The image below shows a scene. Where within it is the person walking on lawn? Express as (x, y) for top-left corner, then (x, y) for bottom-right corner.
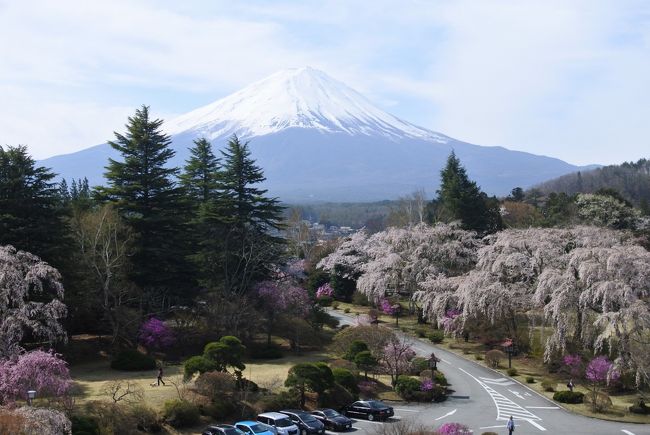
(157, 366), (165, 386)
(507, 416), (515, 434)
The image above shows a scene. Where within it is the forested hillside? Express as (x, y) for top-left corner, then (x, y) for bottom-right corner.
(534, 158), (650, 208)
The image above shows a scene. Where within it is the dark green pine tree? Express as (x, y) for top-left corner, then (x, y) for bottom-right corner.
(208, 135), (284, 292)
(0, 145), (70, 265)
(436, 151), (502, 234)
(180, 138), (220, 205)
(99, 105), (191, 297)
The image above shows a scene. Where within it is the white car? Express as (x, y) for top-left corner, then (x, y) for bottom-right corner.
(257, 412), (299, 435)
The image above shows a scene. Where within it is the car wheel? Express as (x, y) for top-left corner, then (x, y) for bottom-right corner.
(367, 413), (374, 421)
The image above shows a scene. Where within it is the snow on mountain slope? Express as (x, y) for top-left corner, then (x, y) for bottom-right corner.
(164, 67), (447, 142)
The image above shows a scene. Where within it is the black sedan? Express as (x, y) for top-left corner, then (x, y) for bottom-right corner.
(280, 410), (325, 435)
(311, 408), (353, 431)
(343, 400), (394, 421)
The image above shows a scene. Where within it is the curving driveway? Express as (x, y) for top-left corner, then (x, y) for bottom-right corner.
(328, 310), (649, 435)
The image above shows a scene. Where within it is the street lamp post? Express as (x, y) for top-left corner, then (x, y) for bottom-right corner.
(27, 390), (36, 406)
(504, 339), (514, 369)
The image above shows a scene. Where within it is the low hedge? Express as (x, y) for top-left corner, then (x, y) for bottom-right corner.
(553, 390), (584, 404)
(110, 349), (156, 371)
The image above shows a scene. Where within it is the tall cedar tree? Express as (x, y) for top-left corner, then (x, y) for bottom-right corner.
(99, 105), (191, 298)
(211, 135), (285, 293)
(180, 138), (221, 205)
(436, 151), (502, 234)
(0, 145), (69, 266)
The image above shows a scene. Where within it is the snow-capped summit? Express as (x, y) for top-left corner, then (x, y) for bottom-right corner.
(165, 67), (446, 142)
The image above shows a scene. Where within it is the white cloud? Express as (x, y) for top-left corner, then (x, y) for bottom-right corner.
(1, 0), (648, 164)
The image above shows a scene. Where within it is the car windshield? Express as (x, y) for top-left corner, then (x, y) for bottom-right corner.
(368, 401), (386, 409)
(300, 415), (319, 424)
(275, 418), (294, 428)
(248, 424), (268, 433)
(323, 409), (340, 417)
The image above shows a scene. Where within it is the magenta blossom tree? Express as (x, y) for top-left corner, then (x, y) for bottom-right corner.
(441, 309), (462, 335)
(562, 354), (583, 378)
(138, 317), (175, 352)
(585, 356), (620, 412)
(380, 298), (395, 315)
(0, 350), (72, 405)
(316, 283), (334, 299)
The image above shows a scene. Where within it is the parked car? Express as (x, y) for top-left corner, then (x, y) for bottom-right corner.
(279, 410), (325, 435)
(310, 408), (353, 431)
(235, 420), (277, 435)
(343, 400), (394, 421)
(257, 412), (300, 435)
(202, 424), (246, 435)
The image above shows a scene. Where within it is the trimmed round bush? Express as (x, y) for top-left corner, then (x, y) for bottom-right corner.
(507, 368), (518, 376)
(427, 330), (445, 344)
(394, 375), (422, 401)
(485, 350), (506, 368)
(343, 307), (351, 313)
(410, 357), (429, 375)
(110, 349), (156, 371)
(526, 376), (535, 384)
(183, 355), (217, 380)
(553, 390), (584, 404)
(320, 383), (355, 409)
(163, 399), (200, 428)
(332, 367), (359, 395)
(474, 354), (483, 361)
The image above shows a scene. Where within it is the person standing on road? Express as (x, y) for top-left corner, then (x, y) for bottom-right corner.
(567, 378), (575, 392)
(507, 416), (515, 434)
(157, 366), (165, 386)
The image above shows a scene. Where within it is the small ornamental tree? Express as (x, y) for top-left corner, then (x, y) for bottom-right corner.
(382, 337), (416, 386)
(562, 354), (583, 378)
(138, 318), (175, 352)
(354, 351), (378, 380)
(203, 336), (246, 376)
(345, 340), (369, 361)
(585, 356), (619, 412)
(257, 281), (311, 346)
(0, 350), (72, 404)
(285, 362), (334, 407)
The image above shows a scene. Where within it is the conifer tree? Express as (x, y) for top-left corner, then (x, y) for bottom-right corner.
(436, 151), (502, 234)
(99, 105), (190, 296)
(180, 138), (220, 205)
(0, 145), (69, 265)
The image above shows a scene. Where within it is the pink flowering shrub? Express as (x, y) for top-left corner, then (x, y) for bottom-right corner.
(437, 422), (471, 435)
(138, 317), (175, 351)
(316, 283), (334, 299)
(420, 379), (434, 391)
(440, 309), (462, 334)
(0, 350), (72, 404)
(379, 298), (395, 315)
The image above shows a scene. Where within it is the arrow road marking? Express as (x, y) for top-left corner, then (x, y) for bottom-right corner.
(528, 420), (546, 431)
(509, 389), (526, 400)
(434, 409), (457, 421)
(479, 425), (506, 429)
(621, 430), (636, 435)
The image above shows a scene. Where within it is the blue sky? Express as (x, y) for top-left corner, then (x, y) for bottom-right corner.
(1, 0), (648, 165)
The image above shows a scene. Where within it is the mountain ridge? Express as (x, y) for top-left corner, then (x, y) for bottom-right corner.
(40, 67), (598, 202)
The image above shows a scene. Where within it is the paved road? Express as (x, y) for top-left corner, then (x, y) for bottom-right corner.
(328, 310), (650, 435)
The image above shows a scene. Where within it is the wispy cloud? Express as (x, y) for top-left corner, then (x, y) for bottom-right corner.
(1, 0), (648, 164)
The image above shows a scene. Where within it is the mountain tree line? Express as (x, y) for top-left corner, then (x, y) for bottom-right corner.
(1, 105), (284, 344)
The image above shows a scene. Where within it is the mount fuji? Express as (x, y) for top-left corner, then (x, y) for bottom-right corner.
(40, 67), (595, 202)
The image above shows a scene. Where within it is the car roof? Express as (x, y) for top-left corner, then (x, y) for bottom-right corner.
(235, 421), (258, 426)
(259, 412), (292, 419)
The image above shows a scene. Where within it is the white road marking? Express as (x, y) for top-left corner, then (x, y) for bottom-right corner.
(526, 406), (560, 410)
(528, 420), (547, 431)
(621, 430), (635, 435)
(479, 376), (516, 386)
(393, 408), (418, 412)
(524, 392), (532, 397)
(434, 409), (457, 421)
(479, 425), (506, 429)
(509, 389), (526, 400)
(459, 367), (546, 431)
(440, 358), (451, 364)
